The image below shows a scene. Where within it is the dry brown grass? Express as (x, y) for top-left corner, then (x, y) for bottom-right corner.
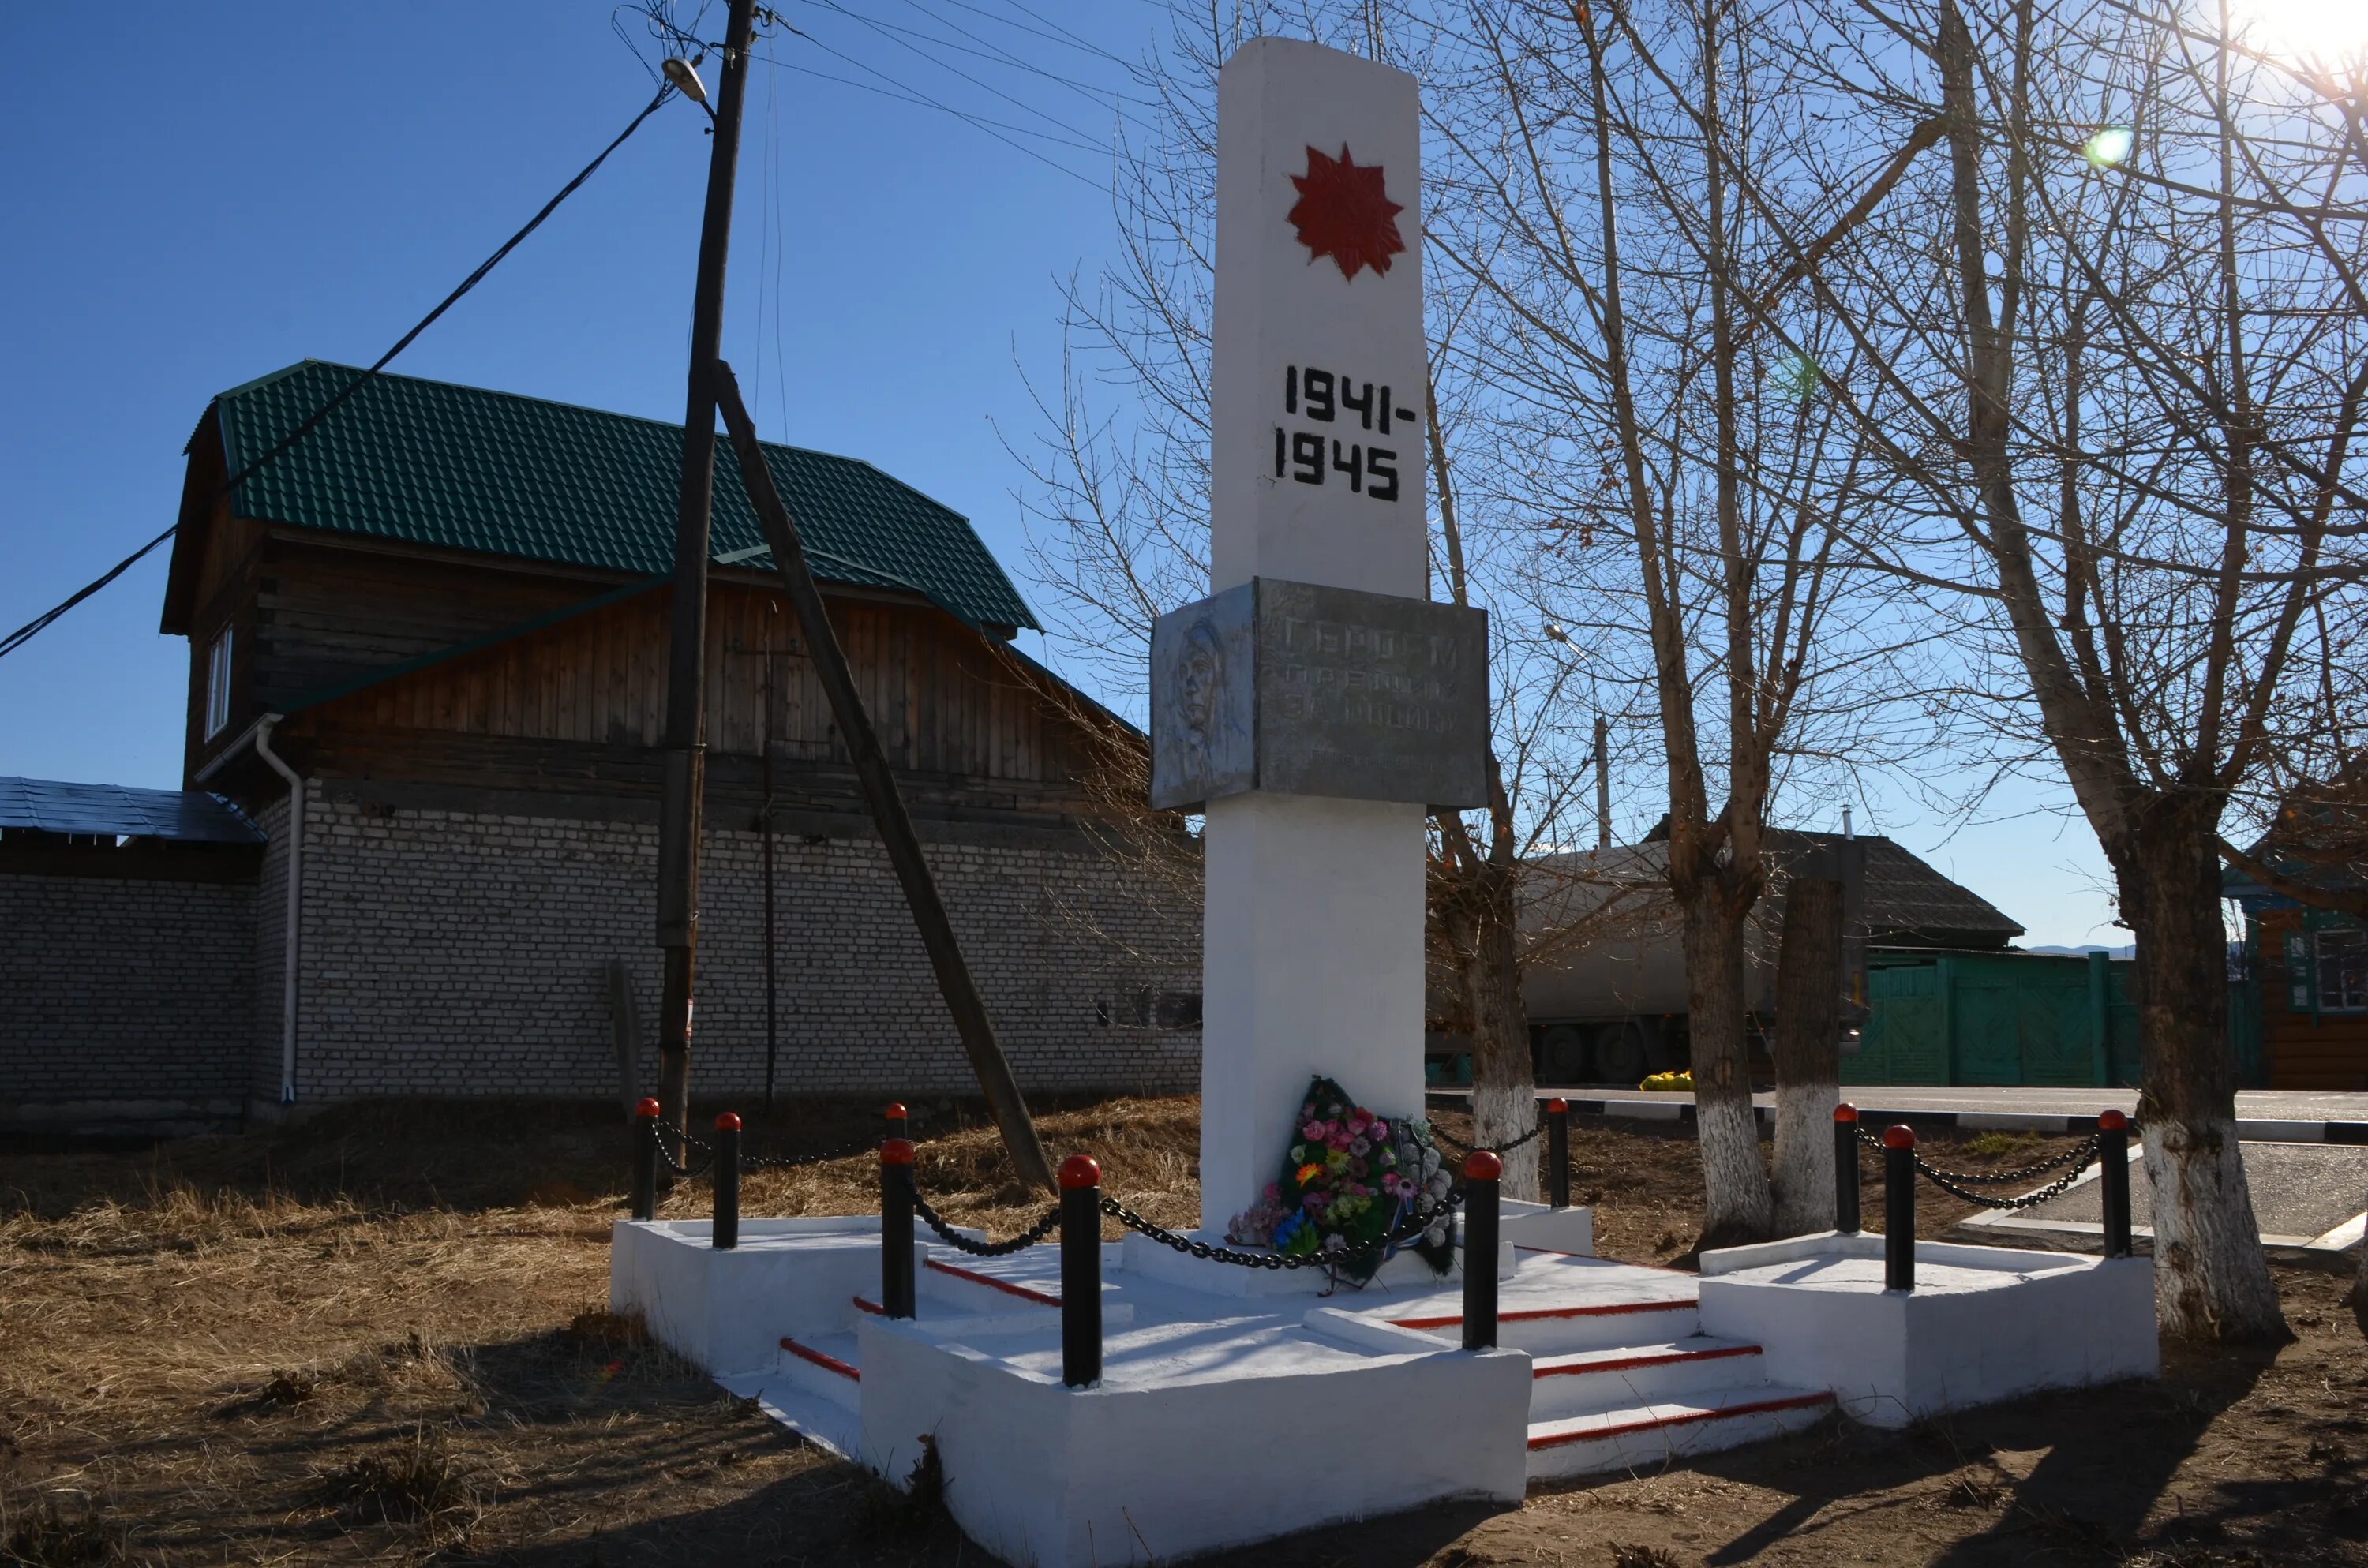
(3, 1095), (2361, 1568)
(0, 1095), (1204, 1566)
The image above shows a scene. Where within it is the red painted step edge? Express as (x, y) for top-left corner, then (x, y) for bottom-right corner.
(1390, 1297), (1694, 1331)
(780, 1334), (860, 1383)
(852, 1295), (882, 1316)
(1527, 1390), (1834, 1450)
(924, 1256), (1060, 1307)
(1534, 1342), (1759, 1379)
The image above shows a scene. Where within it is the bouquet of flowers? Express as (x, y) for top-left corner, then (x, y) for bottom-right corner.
(1225, 1075), (1455, 1281)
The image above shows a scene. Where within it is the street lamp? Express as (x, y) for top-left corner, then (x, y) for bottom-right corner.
(662, 56), (709, 104)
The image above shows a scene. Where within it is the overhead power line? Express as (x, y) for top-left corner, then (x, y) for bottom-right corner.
(0, 83), (677, 665)
(750, 46), (1111, 192)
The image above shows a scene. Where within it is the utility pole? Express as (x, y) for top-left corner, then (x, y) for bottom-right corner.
(1594, 713), (1612, 850)
(714, 361), (1057, 1193)
(655, 0), (759, 1139)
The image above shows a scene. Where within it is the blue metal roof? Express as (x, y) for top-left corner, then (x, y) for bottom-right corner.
(0, 777), (265, 844)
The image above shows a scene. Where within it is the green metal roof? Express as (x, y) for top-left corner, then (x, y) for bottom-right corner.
(208, 361), (1038, 632)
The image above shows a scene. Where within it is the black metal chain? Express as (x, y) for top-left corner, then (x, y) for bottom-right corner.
(910, 1191), (1062, 1256)
(646, 1119), (879, 1177)
(741, 1133), (880, 1172)
(1853, 1128), (2101, 1185)
(1857, 1128), (2104, 1211)
(1098, 1188), (1464, 1270)
(1431, 1119), (1542, 1157)
(646, 1119), (716, 1180)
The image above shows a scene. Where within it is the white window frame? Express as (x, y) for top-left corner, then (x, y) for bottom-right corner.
(2316, 927), (2366, 1014)
(204, 626), (234, 739)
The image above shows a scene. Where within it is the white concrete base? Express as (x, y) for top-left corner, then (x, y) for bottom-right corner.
(860, 1310), (1530, 1568)
(1501, 1199), (1594, 1257)
(610, 1218), (925, 1377)
(1697, 1232), (2158, 1428)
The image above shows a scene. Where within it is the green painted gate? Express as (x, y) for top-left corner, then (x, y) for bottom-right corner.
(1851, 949), (2140, 1087)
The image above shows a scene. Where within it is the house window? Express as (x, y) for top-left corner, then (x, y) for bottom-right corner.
(2317, 928), (2366, 1013)
(204, 627), (234, 739)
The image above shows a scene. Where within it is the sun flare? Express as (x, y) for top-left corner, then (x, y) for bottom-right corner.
(2229, 0), (2368, 63)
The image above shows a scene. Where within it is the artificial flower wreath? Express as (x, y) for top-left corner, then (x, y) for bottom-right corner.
(1224, 1075), (1456, 1281)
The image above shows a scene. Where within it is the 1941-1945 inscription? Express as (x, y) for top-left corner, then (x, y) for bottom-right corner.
(1149, 577), (1487, 812)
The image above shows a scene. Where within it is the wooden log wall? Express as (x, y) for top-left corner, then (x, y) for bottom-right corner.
(313, 579), (1082, 784)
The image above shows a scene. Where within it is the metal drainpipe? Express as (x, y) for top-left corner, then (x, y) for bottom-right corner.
(253, 714), (303, 1106)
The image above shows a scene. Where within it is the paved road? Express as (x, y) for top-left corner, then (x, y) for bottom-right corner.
(1459, 1085), (2368, 1122)
(2031, 1143), (2368, 1241)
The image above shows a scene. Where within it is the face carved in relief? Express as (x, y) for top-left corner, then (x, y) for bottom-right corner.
(1176, 619), (1223, 764)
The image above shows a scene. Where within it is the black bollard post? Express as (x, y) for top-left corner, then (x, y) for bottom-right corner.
(712, 1112), (741, 1250)
(631, 1096), (661, 1222)
(885, 1101), (909, 1145)
(881, 1137), (916, 1318)
(1546, 1098), (1571, 1211)
(1058, 1154), (1103, 1388)
(1883, 1125), (1916, 1291)
(1834, 1103), (1861, 1233)
(2097, 1108), (2132, 1259)
(1462, 1151), (1501, 1350)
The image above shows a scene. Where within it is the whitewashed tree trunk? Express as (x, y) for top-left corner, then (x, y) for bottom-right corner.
(1772, 878), (1843, 1236)
(1471, 1075), (1540, 1201)
(1681, 889), (1773, 1248)
(2125, 835), (2287, 1342)
(2354, 1187), (2366, 1341)
(1441, 818), (1540, 1202)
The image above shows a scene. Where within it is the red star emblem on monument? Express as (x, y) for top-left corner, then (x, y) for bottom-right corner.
(1287, 144), (1406, 281)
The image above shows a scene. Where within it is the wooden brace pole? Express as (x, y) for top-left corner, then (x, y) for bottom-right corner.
(712, 360), (1057, 1195)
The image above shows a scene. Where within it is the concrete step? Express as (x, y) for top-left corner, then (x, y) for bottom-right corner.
(774, 1328), (862, 1413)
(718, 1368), (863, 1461)
(1387, 1294), (1700, 1356)
(1525, 1385), (1835, 1480)
(917, 1252), (1067, 1315)
(1527, 1337), (1766, 1422)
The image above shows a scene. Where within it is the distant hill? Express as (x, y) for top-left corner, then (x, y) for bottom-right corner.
(2025, 943), (2136, 959)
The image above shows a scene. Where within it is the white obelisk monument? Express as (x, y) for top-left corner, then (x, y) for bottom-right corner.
(1193, 39), (1435, 1234)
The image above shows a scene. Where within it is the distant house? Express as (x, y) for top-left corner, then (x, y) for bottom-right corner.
(1482, 832), (2044, 1086)
(2223, 770), (2368, 1090)
(2, 362), (1198, 1135)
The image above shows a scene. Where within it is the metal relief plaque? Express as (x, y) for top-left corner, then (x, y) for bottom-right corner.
(1150, 577), (1488, 811)
(1150, 583), (1257, 811)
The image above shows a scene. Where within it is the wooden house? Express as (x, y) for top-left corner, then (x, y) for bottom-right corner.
(130, 361), (1199, 1117)
(2224, 772), (2368, 1091)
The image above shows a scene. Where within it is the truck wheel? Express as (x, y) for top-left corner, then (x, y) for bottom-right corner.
(1594, 1023), (1648, 1087)
(1538, 1024), (1590, 1084)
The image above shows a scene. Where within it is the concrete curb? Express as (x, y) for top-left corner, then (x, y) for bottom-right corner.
(1422, 1091), (2368, 1147)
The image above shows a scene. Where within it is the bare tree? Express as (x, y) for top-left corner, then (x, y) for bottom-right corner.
(1770, 872), (1844, 1233)
(1407, 0), (1941, 1247)
(1758, 0), (2368, 1338)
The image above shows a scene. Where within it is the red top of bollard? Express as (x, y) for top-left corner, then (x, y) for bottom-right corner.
(882, 1137), (916, 1166)
(1882, 1124), (1916, 1150)
(1464, 1150), (1503, 1181)
(635, 1097), (661, 1119)
(885, 1102), (908, 1120)
(1058, 1154), (1102, 1190)
(1546, 1098), (1568, 1114)
(714, 1112), (742, 1132)
(1834, 1103), (1858, 1123)
(2097, 1108), (2128, 1132)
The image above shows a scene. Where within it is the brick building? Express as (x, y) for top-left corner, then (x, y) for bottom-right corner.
(2, 363), (1201, 1134)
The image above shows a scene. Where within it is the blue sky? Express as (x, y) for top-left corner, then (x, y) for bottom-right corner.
(0, 1), (2127, 947)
